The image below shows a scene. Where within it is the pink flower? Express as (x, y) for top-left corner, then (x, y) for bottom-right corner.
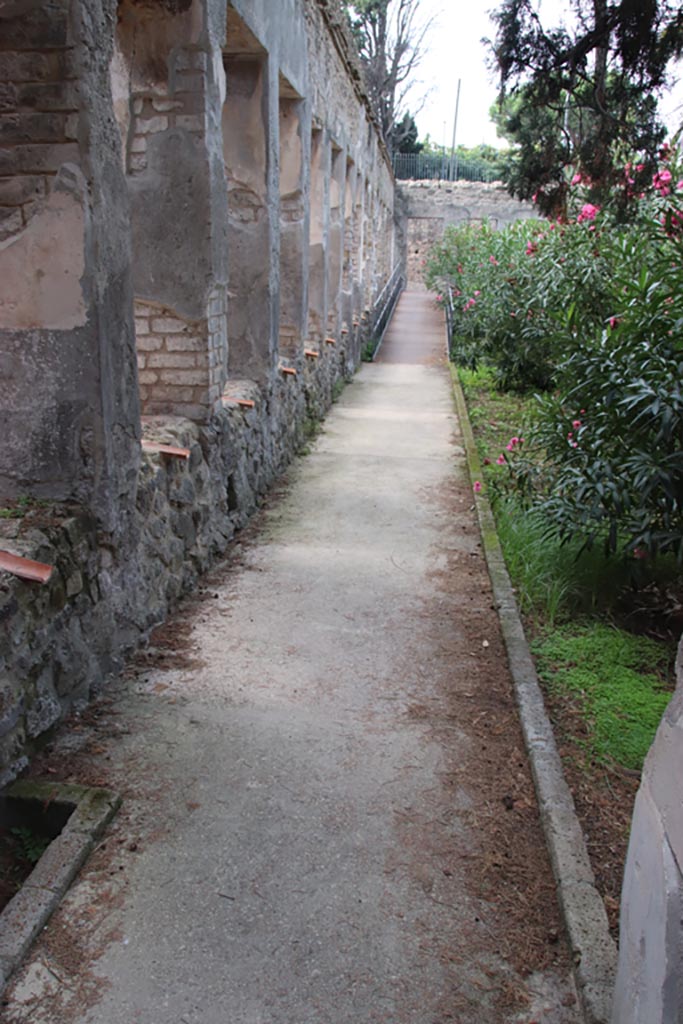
(571, 172), (583, 185)
(678, 181), (683, 191)
(572, 419), (582, 428)
(567, 432), (573, 439)
(473, 481), (482, 493)
(474, 290), (481, 296)
(506, 443), (514, 451)
(436, 294), (443, 302)
(577, 203), (599, 223)
(580, 409), (586, 414)
(636, 164), (645, 172)
(570, 441), (578, 448)
(633, 547), (649, 560)
(609, 316), (620, 329)
(496, 454), (506, 465)
(653, 169), (673, 196)
(489, 255), (499, 265)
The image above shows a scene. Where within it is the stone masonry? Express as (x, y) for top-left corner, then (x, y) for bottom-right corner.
(0, 0), (398, 785)
(396, 179), (537, 286)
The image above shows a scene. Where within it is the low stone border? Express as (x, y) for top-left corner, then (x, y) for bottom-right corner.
(450, 367), (617, 1024)
(0, 779), (121, 995)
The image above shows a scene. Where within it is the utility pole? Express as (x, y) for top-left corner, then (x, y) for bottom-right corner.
(449, 79), (461, 182)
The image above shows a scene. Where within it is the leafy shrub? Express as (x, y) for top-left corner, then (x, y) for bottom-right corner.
(431, 146), (683, 559)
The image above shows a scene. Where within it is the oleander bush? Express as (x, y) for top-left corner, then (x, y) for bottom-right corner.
(429, 146), (683, 560)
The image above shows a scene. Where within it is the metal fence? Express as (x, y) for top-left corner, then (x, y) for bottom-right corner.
(393, 152), (500, 183)
(367, 263), (405, 360)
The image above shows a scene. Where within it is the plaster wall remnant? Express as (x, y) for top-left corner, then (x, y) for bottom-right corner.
(0, 0), (141, 530)
(611, 635), (683, 1024)
(396, 179), (537, 286)
(0, 0), (398, 785)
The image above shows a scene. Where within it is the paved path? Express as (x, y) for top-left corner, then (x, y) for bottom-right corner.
(4, 292), (579, 1024)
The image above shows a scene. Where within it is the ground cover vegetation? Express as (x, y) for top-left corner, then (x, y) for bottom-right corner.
(428, 149), (683, 930)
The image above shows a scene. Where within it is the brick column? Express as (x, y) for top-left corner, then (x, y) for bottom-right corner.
(122, 33), (229, 421)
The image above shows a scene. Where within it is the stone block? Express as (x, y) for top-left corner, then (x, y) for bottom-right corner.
(0, 174), (46, 207)
(0, 207), (23, 240)
(152, 99), (183, 113)
(175, 114), (205, 133)
(0, 51), (71, 85)
(129, 153), (147, 173)
(0, 112), (69, 144)
(138, 370), (159, 386)
(151, 317), (188, 334)
(147, 353), (197, 370)
(158, 368), (207, 386)
(14, 80), (79, 113)
(165, 334), (205, 352)
(0, 7), (70, 49)
(0, 141), (79, 175)
(25, 673), (61, 739)
(136, 115), (169, 135)
(174, 50), (208, 73)
(136, 335), (163, 352)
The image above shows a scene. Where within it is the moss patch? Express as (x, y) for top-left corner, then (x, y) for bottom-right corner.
(532, 623), (673, 771)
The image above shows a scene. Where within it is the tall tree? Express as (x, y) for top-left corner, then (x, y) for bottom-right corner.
(488, 0), (683, 216)
(346, 0), (432, 156)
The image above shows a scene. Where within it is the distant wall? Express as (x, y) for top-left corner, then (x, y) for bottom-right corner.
(396, 180), (537, 287)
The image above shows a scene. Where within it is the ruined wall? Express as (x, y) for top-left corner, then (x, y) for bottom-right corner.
(397, 180), (537, 287)
(0, 0), (141, 531)
(0, 0), (398, 784)
(611, 637), (683, 1024)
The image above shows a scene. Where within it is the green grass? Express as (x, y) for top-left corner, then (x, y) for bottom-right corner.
(532, 623), (673, 771)
(494, 497), (637, 625)
(0, 496), (32, 519)
(459, 363), (676, 774)
(458, 364), (650, 624)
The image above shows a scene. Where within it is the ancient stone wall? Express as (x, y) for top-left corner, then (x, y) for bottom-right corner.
(397, 179), (537, 287)
(0, 0), (399, 784)
(611, 636), (683, 1024)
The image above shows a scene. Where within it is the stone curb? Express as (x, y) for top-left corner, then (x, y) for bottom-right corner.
(0, 779), (121, 995)
(449, 367), (617, 1024)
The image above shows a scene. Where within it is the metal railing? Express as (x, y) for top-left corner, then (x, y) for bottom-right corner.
(444, 285), (455, 360)
(393, 152), (500, 183)
(369, 264), (405, 359)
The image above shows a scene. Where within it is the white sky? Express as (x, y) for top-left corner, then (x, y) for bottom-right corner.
(408, 0), (683, 150)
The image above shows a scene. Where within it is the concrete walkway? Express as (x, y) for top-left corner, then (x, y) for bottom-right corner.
(4, 292), (579, 1024)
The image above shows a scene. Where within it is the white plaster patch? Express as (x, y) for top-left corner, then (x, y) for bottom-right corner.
(0, 187), (87, 330)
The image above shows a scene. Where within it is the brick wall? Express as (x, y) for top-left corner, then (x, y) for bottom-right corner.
(126, 48), (207, 176)
(135, 290), (226, 419)
(0, 1), (79, 241)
